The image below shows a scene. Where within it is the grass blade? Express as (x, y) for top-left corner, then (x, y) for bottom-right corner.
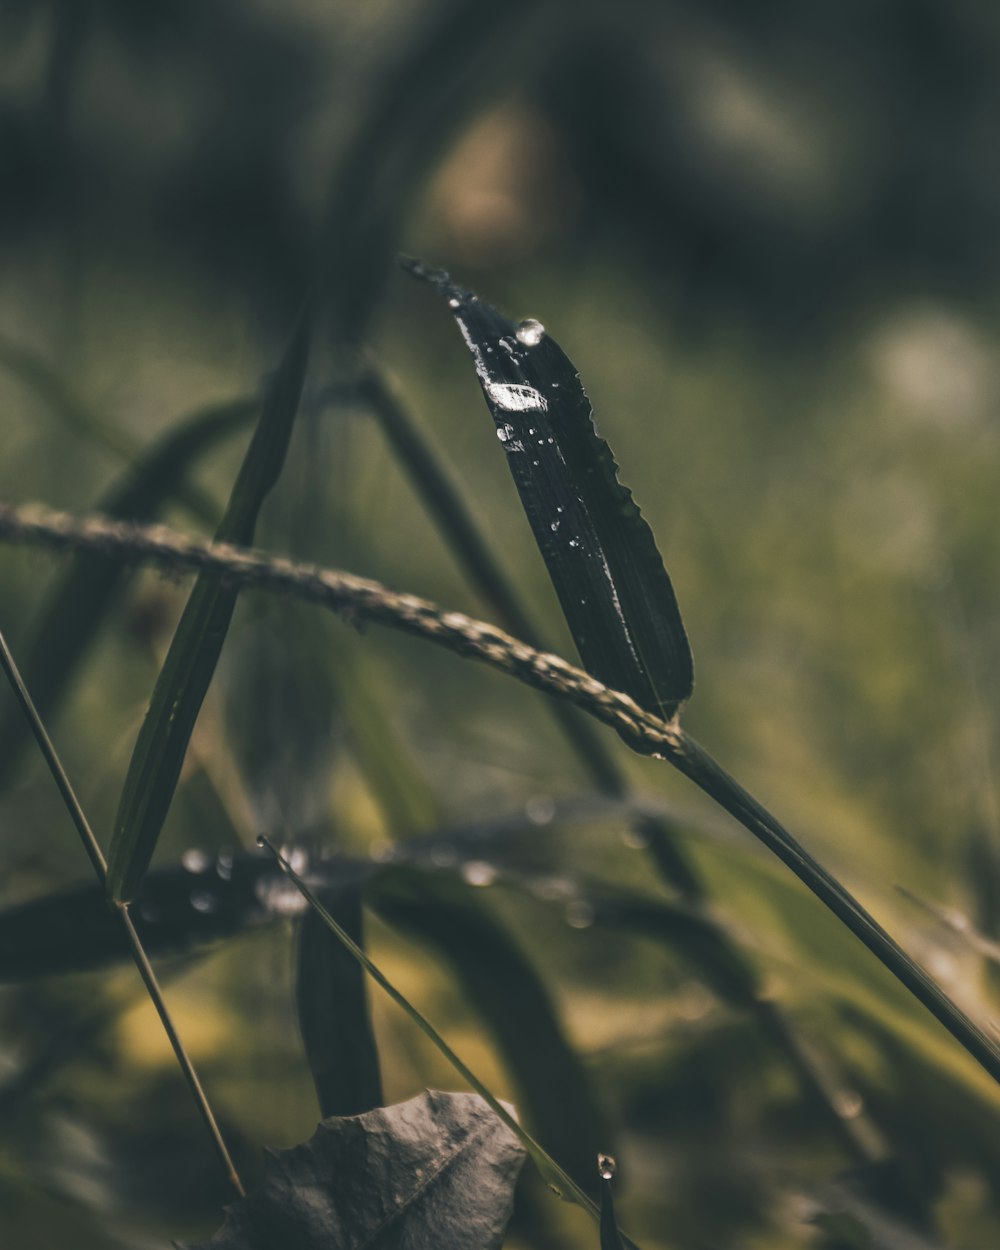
(0, 398), (256, 786)
(107, 310), (310, 902)
(361, 366), (628, 797)
(296, 887), (384, 1118)
(370, 864), (610, 1191)
(405, 260), (693, 727)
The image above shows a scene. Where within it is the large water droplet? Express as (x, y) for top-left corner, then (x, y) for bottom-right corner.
(182, 848), (211, 874)
(598, 1154), (617, 1181)
(461, 860), (499, 887)
(515, 319), (546, 347)
(485, 381), (547, 413)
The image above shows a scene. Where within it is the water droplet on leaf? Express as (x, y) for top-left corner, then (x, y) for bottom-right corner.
(566, 899), (595, 929)
(598, 1154), (617, 1181)
(515, 318), (546, 347)
(182, 848), (211, 874)
(526, 795), (556, 824)
(190, 889), (218, 914)
(461, 860), (499, 887)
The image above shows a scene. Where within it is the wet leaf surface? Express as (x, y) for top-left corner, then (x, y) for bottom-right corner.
(406, 260), (693, 731)
(180, 1090), (524, 1250)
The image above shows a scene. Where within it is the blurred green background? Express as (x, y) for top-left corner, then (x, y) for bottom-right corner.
(3, 1), (1000, 1247)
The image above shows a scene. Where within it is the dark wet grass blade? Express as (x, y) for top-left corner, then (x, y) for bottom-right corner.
(405, 260), (693, 727)
(107, 310), (311, 902)
(360, 366), (626, 796)
(0, 398), (256, 787)
(296, 887), (383, 1118)
(370, 865), (610, 1193)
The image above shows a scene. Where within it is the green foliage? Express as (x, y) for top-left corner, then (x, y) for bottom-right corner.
(3, 4), (1000, 1249)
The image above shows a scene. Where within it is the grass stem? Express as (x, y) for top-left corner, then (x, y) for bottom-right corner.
(0, 625), (245, 1196)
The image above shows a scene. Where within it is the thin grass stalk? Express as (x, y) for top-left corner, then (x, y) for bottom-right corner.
(4, 503), (1000, 1087)
(0, 625), (245, 1196)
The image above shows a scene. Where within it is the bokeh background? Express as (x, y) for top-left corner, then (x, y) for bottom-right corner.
(2, 1), (1000, 1246)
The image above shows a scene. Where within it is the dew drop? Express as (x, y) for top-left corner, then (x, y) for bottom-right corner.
(526, 794), (556, 825)
(255, 834), (267, 849)
(568, 539), (580, 548)
(530, 875), (574, 902)
(461, 860), (499, 887)
(447, 296), (461, 309)
(287, 847), (308, 873)
(182, 848), (211, 874)
(190, 889), (218, 914)
(598, 1154), (617, 1181)
(485, 381), (547, 413)
(254, 874), (308, 916)
(216, 850), (234, 880)
(515, 318), (546, 347)
(833, 1089), (865, 1119)
(497, 424), (514, 443)
(550, 520), (560, 532)
(622, 824), (652, 850)
(566, 899), (595, 929)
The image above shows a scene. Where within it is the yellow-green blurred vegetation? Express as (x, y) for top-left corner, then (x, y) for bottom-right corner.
(3, 2), (1000, 1247)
